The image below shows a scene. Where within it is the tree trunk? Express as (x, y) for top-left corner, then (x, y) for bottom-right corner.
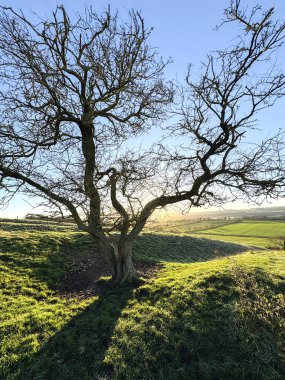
(111, 240), (140, 285)
(99, 239), (140, 285)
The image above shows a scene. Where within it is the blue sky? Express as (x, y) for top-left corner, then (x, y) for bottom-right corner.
(1, 0), (285, 217)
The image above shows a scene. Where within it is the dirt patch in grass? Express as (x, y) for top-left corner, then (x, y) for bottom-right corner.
(58, 248), (161, 299)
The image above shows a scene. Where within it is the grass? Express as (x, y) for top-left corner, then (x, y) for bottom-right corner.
(192, 220), (285, 248)
(192, 233), (270, 248)
(148, 219), (235, 235)
(199, 220), (285, 237)
(104, 252), (285, 379)
(151, 219), (285, 248)
(133, 232), (246, 262)
(1, 220), (285, 379)
(0, 226), (94, 379)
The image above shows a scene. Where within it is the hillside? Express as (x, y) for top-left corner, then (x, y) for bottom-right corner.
(0, 221), (285, 379)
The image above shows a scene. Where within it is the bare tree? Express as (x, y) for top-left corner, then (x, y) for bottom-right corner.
(0, 2), (285, 285)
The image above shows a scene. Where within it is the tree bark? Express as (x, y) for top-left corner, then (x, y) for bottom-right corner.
(99, 239), (139, 285)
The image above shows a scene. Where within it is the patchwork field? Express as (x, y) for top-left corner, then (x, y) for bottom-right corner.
(151, 219), (285, 248)
(1, 219), (285, 379)
(196, 220), (285, 236)
(149, 219), (235, 235)
(193, 220), (285, 248)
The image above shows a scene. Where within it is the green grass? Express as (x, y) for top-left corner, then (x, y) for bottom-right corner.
(150, 219), (285, 248)
(1, 220), (285, 379)
(133, 233), (246, 262)
(198, 220), (285, 238)
(0, 227), (94, 379)
(192, 233), (270, 248)
(193, 220), (285, 248)
(104, 252), (285, 380)
(148, 219), (235, 235)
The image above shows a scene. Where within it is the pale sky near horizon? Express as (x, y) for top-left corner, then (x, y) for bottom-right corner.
(1, 0), (285, 218)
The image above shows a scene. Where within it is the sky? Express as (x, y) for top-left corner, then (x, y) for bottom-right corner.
(1, 0), (285, 218)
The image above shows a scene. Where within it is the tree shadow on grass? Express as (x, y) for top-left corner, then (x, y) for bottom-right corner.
(133, 233), (248, 263)
(5, 265), (285, 380)
(9, 286), (134, 380)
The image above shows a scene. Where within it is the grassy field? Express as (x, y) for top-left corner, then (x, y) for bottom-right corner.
(150, 219), (285, 248)
(201, 220), (285, 236)
(192, 220), (285, 248)
(149, 219), (235, 235)
(1, 220), (285, 379)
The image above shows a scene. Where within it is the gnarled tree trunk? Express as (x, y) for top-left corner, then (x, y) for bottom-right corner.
(99, 239), (139, 285)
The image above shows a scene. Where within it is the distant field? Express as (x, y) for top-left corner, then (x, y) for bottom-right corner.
(0, 221), (76, 232)
(149, 219), (235, 235)
(194, 220), (285, 248)
(149, 219), (285, 248)
(197, 220), (285, 238)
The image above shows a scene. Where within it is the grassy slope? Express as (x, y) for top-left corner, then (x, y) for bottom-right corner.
(0, 226), (94, 379)
(1, 221), (285, 379)
(104, 252), (285, 380)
